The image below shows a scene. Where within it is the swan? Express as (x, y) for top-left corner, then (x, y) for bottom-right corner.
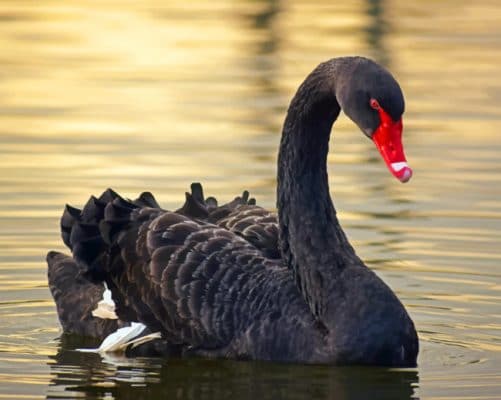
(47, 56), (418, 366)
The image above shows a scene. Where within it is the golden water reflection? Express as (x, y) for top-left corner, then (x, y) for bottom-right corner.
(1, 0), (501, 399)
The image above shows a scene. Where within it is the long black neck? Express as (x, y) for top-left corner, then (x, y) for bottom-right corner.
(277, 59), (362, 321)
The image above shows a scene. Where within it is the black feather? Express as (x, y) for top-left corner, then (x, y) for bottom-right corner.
(61, 204), (81, 248)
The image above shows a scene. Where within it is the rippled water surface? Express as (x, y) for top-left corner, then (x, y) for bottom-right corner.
(1, 1), (501, 399)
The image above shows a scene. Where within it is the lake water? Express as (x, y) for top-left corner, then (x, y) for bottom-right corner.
(1, 1), (500, 399)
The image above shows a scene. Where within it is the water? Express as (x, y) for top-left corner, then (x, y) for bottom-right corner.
(1, 0), (500, 398)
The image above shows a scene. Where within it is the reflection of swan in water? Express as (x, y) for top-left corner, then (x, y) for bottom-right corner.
(47, 56), (417, 366)
(46, 340), (419, 400)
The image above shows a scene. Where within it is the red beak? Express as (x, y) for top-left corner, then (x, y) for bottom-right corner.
(372, 107), (412, 183)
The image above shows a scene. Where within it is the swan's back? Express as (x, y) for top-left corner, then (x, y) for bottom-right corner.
(51, 185), (324, 362)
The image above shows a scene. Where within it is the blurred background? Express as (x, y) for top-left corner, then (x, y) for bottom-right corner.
(0, 0), (500, 399)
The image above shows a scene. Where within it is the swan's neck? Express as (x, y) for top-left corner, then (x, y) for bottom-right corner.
(277, 61), (361, 321)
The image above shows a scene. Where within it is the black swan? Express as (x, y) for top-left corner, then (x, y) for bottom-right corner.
(47, 56), (418, 366)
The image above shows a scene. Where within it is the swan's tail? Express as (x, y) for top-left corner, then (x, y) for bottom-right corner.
(47, 251), (177, 356)
(46, 251), (123, 339)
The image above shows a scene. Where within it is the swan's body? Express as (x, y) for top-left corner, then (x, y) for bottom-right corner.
(48, 56), (418, 366)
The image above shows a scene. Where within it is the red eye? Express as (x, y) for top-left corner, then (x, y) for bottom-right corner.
(370, 98), (380, 110)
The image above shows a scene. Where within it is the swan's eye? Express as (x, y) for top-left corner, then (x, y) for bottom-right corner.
(370, 98), (380, 110)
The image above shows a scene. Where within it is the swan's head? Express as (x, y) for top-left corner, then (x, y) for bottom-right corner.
(336, 58), (412, 183)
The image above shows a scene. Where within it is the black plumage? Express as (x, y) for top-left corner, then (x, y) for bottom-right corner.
(47, 56), (418, 366)
(47, 251), (123, 338)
